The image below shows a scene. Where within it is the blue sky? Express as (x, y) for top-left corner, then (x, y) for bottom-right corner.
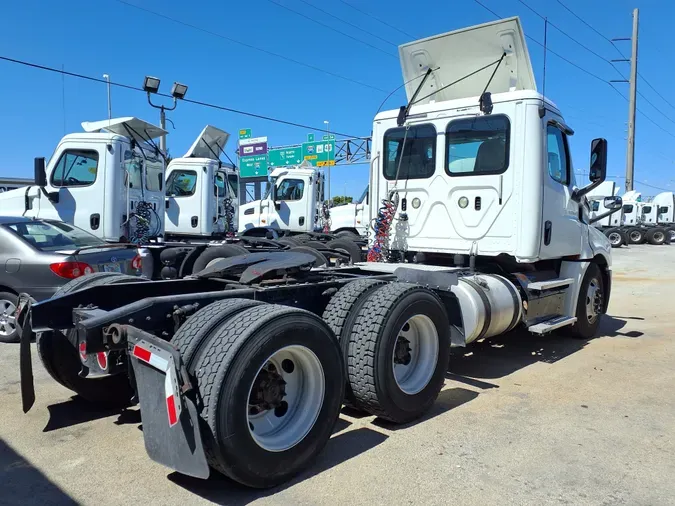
(1, 0), (673, 199)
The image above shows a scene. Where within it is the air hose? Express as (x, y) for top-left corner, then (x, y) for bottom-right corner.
(321, 201), (331, 233)
(367, 191), (398, 262)
(131, 201), (153, 244)
(223, 196), (236, 237)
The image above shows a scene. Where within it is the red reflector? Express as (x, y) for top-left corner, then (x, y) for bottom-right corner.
(131, 255), (142, 270)
(132, 345), (152, 363)
(79, 342), (87, 361)
(166, 395), (178, 426)
(97, 352), (108, 370)
(50, 262), (94, 279)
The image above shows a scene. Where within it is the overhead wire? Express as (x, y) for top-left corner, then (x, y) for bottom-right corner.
(264, 0), (397, 58)
(296, 0), (399, 47)
(336, 0), (420, 40)
(113, 0), (389, 94)
(0, 55), (365, 139)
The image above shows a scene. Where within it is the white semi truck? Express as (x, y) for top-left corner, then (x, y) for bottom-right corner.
(18, 17), (622, 491)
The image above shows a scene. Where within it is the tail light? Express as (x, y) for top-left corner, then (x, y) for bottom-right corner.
(49, 262), (93, 279)
(131, 255), (142, 270)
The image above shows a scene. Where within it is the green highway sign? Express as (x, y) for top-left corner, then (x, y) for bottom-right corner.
(302, 139), (335, 167)
(240, 154), (268, 178)
(322, 134), (335, 141)
(307, 133), (315, 142)
(268, 146), (302, 167)
(239, 128), (251, 140)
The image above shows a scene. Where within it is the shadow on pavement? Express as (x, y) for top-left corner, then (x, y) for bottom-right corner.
(448, 315), (640, 381)
(372, 387), (479, 431)
(168, 426), (387, 505)
(0, 438), (78, 505)
(43, 396), (125, 432)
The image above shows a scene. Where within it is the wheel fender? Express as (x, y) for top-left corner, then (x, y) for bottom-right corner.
(560, 260), (593, 318)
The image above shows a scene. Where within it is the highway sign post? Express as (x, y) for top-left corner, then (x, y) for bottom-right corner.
(268, 146), (302, 167)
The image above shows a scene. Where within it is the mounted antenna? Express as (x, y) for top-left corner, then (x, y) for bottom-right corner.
(539, 18), (548, 118)
(397, 67), (434, 126)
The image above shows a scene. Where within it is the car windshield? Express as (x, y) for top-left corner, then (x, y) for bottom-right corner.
(5, 220), (104, 252)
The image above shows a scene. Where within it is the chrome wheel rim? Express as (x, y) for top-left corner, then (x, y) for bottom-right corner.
(391, 314), (439, 395)
(669, 230), (675, 241)
(0, 299), (17, 337)
(653, 231), (665, 243)
(608, 232), (622, 246)
(247, 345), (325, 452)
(629, 231), (642, 242)
(585, 278), (603, 325)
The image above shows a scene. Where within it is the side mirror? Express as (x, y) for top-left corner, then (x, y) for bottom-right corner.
(588, 138), (608, 183)
(603, 196), (622, 211)
(572, 138), (608, 201)
(34, 157), (47, 187)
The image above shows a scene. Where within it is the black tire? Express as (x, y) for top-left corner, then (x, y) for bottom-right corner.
(194, 304), (345, 488)
(625, 227), (644, 245)
(0, 291), (19, 343)
(347, 283), (450, 423)
(336, 230), (360, 239)
(646, 227), (666, 245)
(37, 273), (143, 403)
(171, 298), (263, 371)
(294, 234), (313, 243)
(288, 246), (327, 267)
(322, 279), (388, 403)
(160, 266), (179, 279)
(192, 245), (249, 273)
(665, 227), (675, 244)
(604, 228), (624, 248)
(326, 238), (363, 263)
(303, 240), (325, 250)
(569, 263), (604, 339)
(276, 237), (300, 249)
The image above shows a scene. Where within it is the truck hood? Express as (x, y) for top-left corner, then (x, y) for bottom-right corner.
(184, 125), (230, 160)
(399, 16), (535, 105)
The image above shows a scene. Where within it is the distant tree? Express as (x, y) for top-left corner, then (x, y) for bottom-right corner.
(331, 195), (353, 206)
(165, 148), (173, 165)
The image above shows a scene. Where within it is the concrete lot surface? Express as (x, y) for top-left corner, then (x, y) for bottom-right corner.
(1, 244), (673, 506)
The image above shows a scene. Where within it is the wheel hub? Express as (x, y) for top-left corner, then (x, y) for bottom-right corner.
(394, 336), (412, 365)
(249, 363), (287, 413)
(585, 279), (603, 324)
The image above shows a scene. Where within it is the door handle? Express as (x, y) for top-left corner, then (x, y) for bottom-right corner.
(90, 213), (100, 230)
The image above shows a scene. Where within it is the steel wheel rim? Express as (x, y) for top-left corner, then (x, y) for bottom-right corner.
(585, 278), (603, 325)
(654, 231), (664, 243)
(608, 232), (622, 246)
(247, 345), (325, 452)
(630, 231), (641, 242)
(0, 299), (17, 337)
(391, 314), (439, 395)
(669, 230), (675, 241)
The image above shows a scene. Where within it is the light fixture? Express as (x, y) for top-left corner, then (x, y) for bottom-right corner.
(412, 197), (421, 209)
(143, 76), (161, 94)
(171, 82), (188, 100)
(458, 196), (469, 209)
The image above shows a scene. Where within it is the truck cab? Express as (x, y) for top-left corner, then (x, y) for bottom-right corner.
(653, 191), (675, 225)
(239, 165), (325, 233)
(329, 185), (369, 236)
(165, 126), (239, 238)
(0, 117), (166, 243)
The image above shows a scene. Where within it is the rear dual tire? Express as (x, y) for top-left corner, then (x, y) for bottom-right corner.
(175, 301), (344, 489)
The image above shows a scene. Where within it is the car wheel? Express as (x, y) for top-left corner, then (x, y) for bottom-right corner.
(0, 291), (19, 343)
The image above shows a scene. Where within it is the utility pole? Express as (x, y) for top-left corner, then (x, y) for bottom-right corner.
(612, 9), (639, 193)
(324, 120), (330, 205)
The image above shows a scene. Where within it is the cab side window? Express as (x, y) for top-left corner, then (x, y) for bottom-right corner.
(546, 125), (570, 185)
(51, 149), (99, 187)
(275, 179), (304, 201)
(166, 170), (197, 197)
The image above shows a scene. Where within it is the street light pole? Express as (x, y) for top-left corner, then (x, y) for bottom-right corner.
(324, 120), (330, 205)
(143, 76), (189, 156)
(102, 74), (112, 124)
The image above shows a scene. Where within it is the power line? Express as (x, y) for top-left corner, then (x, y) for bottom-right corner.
(337, 0), (419, 40)
(296, 0), (398, 47)
(113, 0), (389, 94)
(264, 0), (397, 58)
(0, 55), (364, 138)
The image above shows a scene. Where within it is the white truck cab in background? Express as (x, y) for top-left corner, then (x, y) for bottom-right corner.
(0, 117), (167, 243)
(165, 125), (239, 238)
(239, 164), (326, 233)
(329, 185), (369, 237)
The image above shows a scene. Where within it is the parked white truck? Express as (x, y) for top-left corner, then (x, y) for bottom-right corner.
(18, 17), (622, 491)
(328, 184), (369, 237)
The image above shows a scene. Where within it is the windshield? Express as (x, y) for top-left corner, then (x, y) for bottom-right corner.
(5, 220), (103, 251)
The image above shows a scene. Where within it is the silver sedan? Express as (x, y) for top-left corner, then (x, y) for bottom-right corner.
(0, 216), (142, 342)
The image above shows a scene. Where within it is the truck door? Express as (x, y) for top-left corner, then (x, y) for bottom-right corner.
(539, 121), (582, 258)
(46, 146), (106, 237)
(270, 176), (310, 232)
(165, 168), (202, 235)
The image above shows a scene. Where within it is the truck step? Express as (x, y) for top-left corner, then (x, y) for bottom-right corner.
(527, 278), (574, 292)
(528, 316), (577, 335)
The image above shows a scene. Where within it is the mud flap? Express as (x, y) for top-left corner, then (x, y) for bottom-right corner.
(128, 334), (210, 479)
(17, 293), (37, 413)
